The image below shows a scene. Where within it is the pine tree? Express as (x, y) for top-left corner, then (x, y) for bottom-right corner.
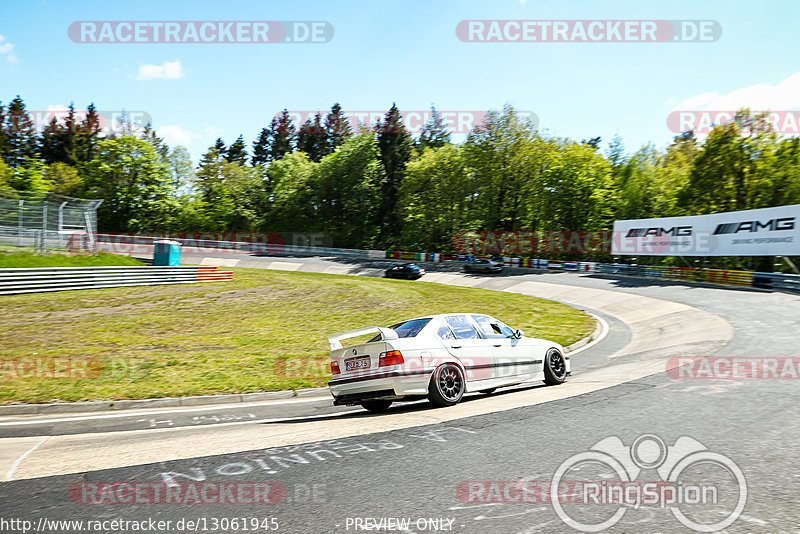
(269, 110), (296, 161)
(3, 96), (37, 168)
(418, 106), (451, 149)
(76, 103), (101, 163)
(324, 103), (351, 155)
(142, 124), (169, 158)
(0, 102), (7, 160)
(226, 135), (248, 165)
(252, 128), (270, 166)
(375, 104), (413, 246)
(296, 113), (327, 162)
(40, 116), (62, 164)
(213, 137), (227, 159)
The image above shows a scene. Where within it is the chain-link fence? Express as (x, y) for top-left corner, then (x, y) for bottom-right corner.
(0, 189), (103, 254)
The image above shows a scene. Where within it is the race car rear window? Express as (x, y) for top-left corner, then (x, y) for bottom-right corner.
(368, 318), (433, 341)
(389, 318), (432, 338)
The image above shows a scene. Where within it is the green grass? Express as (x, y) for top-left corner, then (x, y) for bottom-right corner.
(0, 268), (594, 404)
(0, 250), (145, 268)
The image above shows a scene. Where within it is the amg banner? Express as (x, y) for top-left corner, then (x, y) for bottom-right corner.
(612, 204), (800, 256)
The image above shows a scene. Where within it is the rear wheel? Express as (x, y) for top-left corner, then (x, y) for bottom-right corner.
(544, 349), (567, 385)
(361, 399), (393, 413)
(428, 363), (465, 407)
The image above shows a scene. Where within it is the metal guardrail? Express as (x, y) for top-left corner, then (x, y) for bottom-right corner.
(595, 263), (800, 293)
(0, 266), (233, 295)
(95, 234), (385, 260)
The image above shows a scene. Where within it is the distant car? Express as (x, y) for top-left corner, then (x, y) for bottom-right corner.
(327, 313), (569, 412)
(384, 263), (425, 280)
(463, 258), (503, 273)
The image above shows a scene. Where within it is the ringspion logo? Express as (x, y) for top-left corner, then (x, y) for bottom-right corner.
(456, 20), (721, 42)
(68, 21), (334, 43)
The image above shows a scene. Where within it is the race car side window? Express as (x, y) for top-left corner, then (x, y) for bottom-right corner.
(495, 320), (516, 338)
(471, 315), (506, 339)
(445, 315), (480, 339)
(437, 324), (455, 340)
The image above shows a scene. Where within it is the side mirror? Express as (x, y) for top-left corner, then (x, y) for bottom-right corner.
(514, 329), (524, 339)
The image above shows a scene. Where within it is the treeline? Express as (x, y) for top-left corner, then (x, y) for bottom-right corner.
(2, 96), (800, 255)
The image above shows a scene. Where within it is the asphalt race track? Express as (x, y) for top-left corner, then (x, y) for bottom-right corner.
(1, 255), (799, 533)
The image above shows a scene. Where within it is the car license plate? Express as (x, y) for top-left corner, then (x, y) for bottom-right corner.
(345, 356), (370, 371)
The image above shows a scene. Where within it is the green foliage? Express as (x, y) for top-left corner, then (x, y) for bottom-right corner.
(375, 104), (413, 246)
(2, 96), (800, 258)
(83, 136), (178, 232)
(44, 162), (82, 196)
(400, 144), (474, 250)
(317, 133), (385, 247)
(0, 250), (145, 268)
(10, 156), (49, 192)
(418, 106), (451, 149)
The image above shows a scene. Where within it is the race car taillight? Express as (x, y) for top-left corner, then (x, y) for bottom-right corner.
(379, 350), (404, 366)
(331, 361), (341, 375)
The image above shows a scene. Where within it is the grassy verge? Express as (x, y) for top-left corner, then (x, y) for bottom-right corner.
(0, 268), (594, 404)
(0, 250), (145, 268)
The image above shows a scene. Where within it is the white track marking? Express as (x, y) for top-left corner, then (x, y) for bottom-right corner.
(6, 437), (49, 480)
(0, 396), (330, 427)
(567, 313), (610, 356)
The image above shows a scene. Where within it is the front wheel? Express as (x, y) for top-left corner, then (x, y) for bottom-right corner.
(361, 399), (393, 413)
(543, 349), (567, 385)
(428, 363), (466, 407)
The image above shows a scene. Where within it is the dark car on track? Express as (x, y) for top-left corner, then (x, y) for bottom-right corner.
(384, 263), (426, 280)
(463, 258), (504, 273)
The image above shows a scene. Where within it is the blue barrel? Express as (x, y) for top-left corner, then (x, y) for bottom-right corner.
(153, 239), (182, 266)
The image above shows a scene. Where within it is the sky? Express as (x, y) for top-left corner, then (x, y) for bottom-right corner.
(2, 0), (799, 163)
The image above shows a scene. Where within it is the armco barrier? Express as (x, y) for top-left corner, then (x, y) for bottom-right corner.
(594, 264), (800, 293)
(0, 266), (233, 295)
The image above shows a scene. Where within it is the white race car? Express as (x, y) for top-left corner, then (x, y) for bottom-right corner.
(327, 313), (570, 412)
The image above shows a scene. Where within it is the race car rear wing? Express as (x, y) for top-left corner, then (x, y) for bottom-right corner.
(328, 326), (399, 350)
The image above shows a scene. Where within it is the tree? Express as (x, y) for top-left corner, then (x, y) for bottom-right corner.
(213, 137), (227, 158)
(269, 110), (296, 161)
(324, 103), (351, 155)
(375, 104), (413, 246)
(76, 103), (102, 163)
(0, 159), (12, 189)
(463, 105), (542, 231)
(399, 144), (474, 250)
(2, 96), (37, 168)
(45, 162), (82, 196)
(252, 127), (271, 166)
(226, 135), (248, 165)
(678, 109), (776, 214)
(296, 113), (328, 162)
(582, 136), (602, 150)
(83, 136), (178, 231)
(10, 157), (49, 192)
(418, 106), (451, 149)
(141, 124), (169, 159)
(263, 151), (319, 232)
(314, 133), (385, 248)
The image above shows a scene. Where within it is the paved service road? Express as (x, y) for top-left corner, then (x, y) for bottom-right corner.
(1, 257), (798, 533)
